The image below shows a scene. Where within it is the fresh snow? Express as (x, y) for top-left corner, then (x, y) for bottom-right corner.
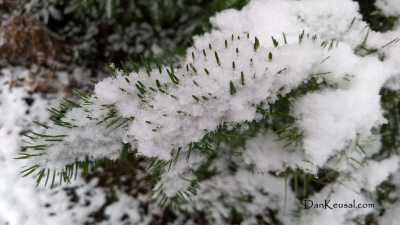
(2, 0), (400, 224)
(375, 0), (400, 17)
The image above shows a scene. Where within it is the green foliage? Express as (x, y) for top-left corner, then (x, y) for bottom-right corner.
(354, 0), (398, 32)
(2, 0), (248, 66)
(375, 88), (400, 157)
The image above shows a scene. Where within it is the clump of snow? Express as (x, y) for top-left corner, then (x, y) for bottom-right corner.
(292, 86), (386, 167)
(29, 35), (327, 168)
(99, 190), (154, 225)
(208, 0), (363, 48)
(347, 156), (399, 192)
(242, 133), (317, 173)
(375, 0), (400, 17)
(180, 145), (296, 225)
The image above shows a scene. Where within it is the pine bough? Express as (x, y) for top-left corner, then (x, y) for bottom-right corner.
(19, 0), (400, 223)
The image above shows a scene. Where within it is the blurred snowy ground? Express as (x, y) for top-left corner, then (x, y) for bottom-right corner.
(0, 67), (98, 224)
(0, 67), (171, 225)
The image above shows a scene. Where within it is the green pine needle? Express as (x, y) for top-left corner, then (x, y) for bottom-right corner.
(283, 32), (287, 44)
(166, 69), (180, 84)
(33, 121), (49, 129)
(230, 80), (236, 95)
(128, 57), (139, 73)
(63, 98), (80, 108)
(192, 95), (200, 102)
(190, 63), (197, 73)
(154, 58), (162, 74)
(105, 63), (116, 78)
(214, 51), (221, 66)
(121, 61), (130, 76)
(156, 80), (161, 88)
(254, 36), (260, 51)
(271, 36), (279, 47)
(299, 30), (305, 43)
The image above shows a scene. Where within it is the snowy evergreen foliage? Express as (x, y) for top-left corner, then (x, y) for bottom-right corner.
(17, 0), (400, 224)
